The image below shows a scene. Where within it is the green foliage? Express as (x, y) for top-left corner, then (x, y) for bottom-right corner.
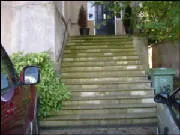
(93, 1), (129, 15)
(93, 1), (180, 45)
(78, 5), (88, 28)
(136, 1), (180, 45)
(10, 52), (71, 119)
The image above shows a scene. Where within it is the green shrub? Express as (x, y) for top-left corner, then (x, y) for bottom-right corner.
(10, 52), (71, 119)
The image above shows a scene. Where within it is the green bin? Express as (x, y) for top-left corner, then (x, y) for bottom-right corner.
(150, 68), (176, 95)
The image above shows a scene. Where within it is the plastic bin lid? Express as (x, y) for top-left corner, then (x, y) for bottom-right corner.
(150, 68), (176, 75)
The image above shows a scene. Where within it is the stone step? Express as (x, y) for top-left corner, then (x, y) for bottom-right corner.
(66, 82), (152, 91)
(70, 94), (154, 101)
(50, 103), (156, 116)
(64, 80), (150, 85)
(66, 42), (133, 46)
(40, 118), (157, 128)
(64, 48), (136, 53)
(62, 103), (156, 110)
(62, 77), (148, 84)
(68, 88), (153, 92)
(69, 35), (131, 40)
(43, 112), (156, 121)
(66, 44), (134, 49)
(63, 98), (155, 105)
(68, 39), (132, 43)
(62, 61), (141, 67)
(62, 56), (139, 62)
(49, 108), (156, 116)
(61, 66), (144, 72)
(62, 71), (146, 78)
(40, 126), (156, 135)
(70, 90), (153, 98)
(68, 37), (132, 41)
(63, 52), (138, 57)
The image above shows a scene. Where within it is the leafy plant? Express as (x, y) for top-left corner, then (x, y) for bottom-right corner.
(93, 1), (180, 45)
(78, 5), (88, 28)
(10, 52), (71, 119)
(135, 1), (180, 45)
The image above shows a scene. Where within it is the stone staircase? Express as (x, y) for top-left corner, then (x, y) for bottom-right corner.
(40, 36), (157, 135)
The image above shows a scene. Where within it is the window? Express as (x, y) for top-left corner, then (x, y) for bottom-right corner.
(88, 1), (95, 20)
(1, 59), (13, 94)
(1, 46), (18, 94)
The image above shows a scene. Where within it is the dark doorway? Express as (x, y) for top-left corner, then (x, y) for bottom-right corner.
(95, 3), (115, 35)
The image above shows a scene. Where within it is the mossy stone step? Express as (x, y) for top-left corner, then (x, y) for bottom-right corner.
(62, 77), (148, 84)
(62, 71), (145, 78)
(62, 59), (141, 64)
(65, 45), (134, 49)
(66, 83), (151, 91)
(70, 94), (154, 101)
(66, 42), (133, 46)
(64, 54), (138, 58)
(40, 126), (156, 135)
(63, 98), (154, 105)
(64, 80), (150, 85)
(69, 35), (131, 39)
(68, 39), (132, 43)
(62, 103), (156, 111)
(43, 112), (156, 121)
(62, 103), (156, 110)
(67, 88), (153, 92)
(61, 66), (144, 72)
(63, 56), (139, 61)
(40, 118), (157, 128)
(62, 60), (141, 67)
(70, 90), (153, 98)
(68, 37), (132, 41)
(63, 52), (138, 58)
(64, 48), (136, 53)
(65, 48), (135, 51)
(50, 108), (156, 116)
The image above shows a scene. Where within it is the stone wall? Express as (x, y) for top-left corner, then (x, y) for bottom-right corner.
(133, 36), (149, 72)
(132, 36), (180, 78)
(152, 41), (180, 78)
(1, 1), (15, 55)
(1, 1), (67, 72)
(64, 1), (86, 36)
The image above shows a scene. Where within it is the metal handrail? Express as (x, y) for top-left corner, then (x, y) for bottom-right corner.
(57, 18), (71, 64)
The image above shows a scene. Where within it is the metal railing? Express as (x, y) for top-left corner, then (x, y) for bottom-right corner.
(57, 18), (71, 69)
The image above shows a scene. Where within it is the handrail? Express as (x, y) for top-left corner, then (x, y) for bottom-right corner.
(57, 18), (71, 64)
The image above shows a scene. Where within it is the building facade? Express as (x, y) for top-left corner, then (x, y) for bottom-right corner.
(63, 1), (126, 36)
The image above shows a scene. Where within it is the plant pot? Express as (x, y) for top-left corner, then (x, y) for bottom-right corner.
(80, 28), (89, 36)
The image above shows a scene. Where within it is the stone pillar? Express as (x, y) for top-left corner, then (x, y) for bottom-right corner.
(133, 36), (149, 72)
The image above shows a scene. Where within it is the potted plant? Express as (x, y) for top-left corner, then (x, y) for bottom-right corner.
(123, 3), (132, 35)
(78, 5), (89, 35)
